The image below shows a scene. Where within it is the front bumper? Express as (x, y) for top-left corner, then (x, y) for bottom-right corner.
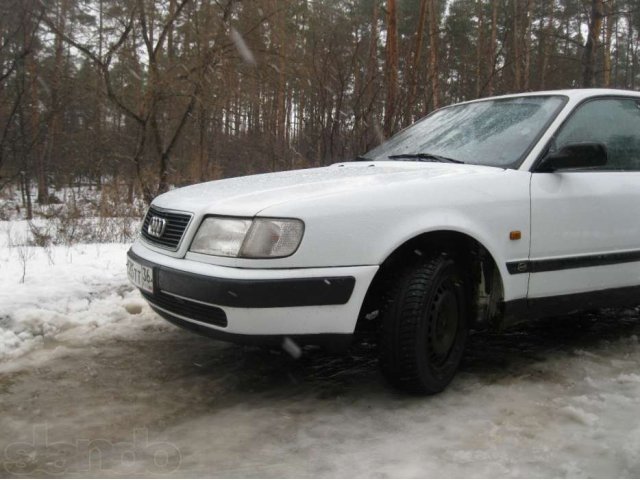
(128, 241), (378, 348)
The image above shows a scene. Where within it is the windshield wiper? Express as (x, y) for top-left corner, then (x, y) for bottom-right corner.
(388, 153), (464, 164)
(352, 155), (373, 162)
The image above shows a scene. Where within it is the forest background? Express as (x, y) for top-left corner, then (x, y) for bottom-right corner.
(0, 0), (638, 216)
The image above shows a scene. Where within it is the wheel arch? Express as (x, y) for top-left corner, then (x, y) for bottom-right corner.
(356, 229), (506, 333)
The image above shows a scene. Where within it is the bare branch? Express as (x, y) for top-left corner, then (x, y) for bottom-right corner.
(153, 0), (191, 58)
(40, 2), (143, 125)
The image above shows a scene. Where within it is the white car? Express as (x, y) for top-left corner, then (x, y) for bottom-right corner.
(127, 89), (640, 393)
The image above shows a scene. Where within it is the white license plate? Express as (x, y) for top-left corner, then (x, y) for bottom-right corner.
(127, 257), (154, 293)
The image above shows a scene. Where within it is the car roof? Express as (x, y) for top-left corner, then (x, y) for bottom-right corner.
(458, 88), (640, 105)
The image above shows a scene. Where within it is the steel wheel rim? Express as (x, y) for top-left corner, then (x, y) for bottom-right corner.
(427, 283), (460, 366)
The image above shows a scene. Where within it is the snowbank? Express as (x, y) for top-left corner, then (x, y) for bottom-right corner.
(0, 221), (161, 362)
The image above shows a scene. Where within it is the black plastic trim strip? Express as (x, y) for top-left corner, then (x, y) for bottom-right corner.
(502, 284), (640, 327)
(506, 249), (640, 275)
(141, 290), (228, 327)
(128, 249), (356, 308)
(506, 261), (531, 274)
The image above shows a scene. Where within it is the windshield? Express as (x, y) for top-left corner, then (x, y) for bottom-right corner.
(364, 95), (567, 168)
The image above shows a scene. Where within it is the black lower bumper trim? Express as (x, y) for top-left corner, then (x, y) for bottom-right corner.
(152, 305), (353, 352)
(128, 249), (356, 308)
(141, 290), (227, 327)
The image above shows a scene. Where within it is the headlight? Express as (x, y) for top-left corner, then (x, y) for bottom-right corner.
(241, 218), (305, 257)
(190, 218), (252, 257)
(190, 217), (304, 258)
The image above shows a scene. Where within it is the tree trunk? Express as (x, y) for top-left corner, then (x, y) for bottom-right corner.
(365, 0), (378, 137)
(613, 11), (620, 87)
(39, 0), (70, 204)
(522, 0), (532, 90)
(167, 0), (177, 61)
(475, 0), (484, 98)
(384, 0), (398, 137)
(602, 0), (614, 87)
(626, 11), (632, 88)
(583, 0), (604, 88)
(198, 102), (208, 181)
(275, 0), (287, 168)
(26, 37), (41, 209)
(94, 0), (104, 190)
(511, 0), (521, 91)
(487, 0), (498, 95)
(427, 0), (439, 109)
(632, 34), (638, 90)
(24, 173), (33, 220)
(538, 0), (554, 90)
(407, 0), (428, 118)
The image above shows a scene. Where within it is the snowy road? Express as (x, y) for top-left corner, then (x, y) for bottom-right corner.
(2, 239), (640, 477)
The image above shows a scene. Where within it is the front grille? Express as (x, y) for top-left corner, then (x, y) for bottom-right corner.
(142, 291), (228, 327)
(140, 206), (192, 251)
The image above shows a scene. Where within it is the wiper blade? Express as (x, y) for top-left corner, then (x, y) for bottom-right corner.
(352, 155), (373, 162)
(388, 153), (464, 164)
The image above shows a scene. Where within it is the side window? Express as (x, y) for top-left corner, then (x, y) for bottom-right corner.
(554, 98), (640, 171)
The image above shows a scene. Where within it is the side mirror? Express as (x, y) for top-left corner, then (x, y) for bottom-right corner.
(535, 142), (608, 173)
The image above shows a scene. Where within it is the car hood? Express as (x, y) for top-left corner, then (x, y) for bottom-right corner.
(152, 161), (503, 216)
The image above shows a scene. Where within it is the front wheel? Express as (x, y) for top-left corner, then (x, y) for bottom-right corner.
(379, 254), (469, 394)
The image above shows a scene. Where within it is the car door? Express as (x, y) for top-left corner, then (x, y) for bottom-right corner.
(528, 96), (640, 305)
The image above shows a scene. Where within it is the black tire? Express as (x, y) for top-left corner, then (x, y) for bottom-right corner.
(379, 253), (469, 394)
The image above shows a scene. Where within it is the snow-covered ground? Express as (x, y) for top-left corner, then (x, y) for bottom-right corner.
(1, 220), (640, 477)
(0, 221), (152, 361)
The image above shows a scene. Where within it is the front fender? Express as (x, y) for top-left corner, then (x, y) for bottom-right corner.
(374, 208), (528, 301)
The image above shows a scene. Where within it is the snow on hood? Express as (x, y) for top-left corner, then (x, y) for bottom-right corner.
(152, 161), (500, 216)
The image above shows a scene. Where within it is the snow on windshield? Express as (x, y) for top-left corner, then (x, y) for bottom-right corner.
(367, 96), (566, 168)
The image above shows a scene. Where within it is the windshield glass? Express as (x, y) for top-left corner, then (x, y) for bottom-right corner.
(364, 95), (566, 168)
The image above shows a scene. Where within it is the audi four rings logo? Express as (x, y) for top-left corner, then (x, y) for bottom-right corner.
(147, 216), (167, 238)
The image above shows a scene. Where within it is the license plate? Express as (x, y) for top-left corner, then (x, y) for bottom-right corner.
(127, 257), (154, 293)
